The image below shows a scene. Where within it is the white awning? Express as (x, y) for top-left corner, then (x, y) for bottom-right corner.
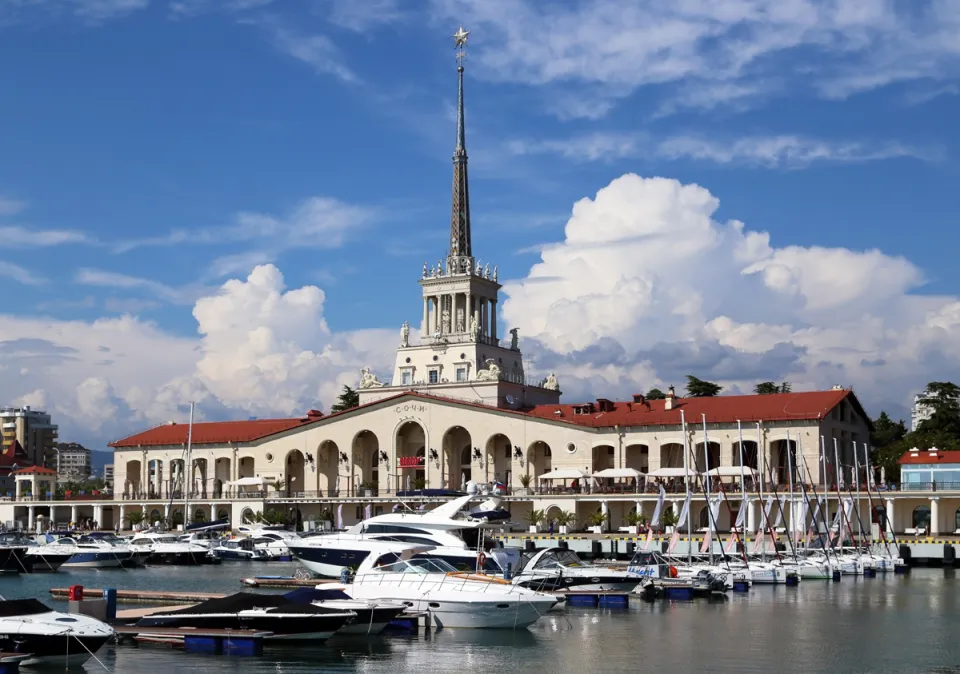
(227, 477), (273, 487)
(646, 467), (699, 478)
(706, 466), (760, 478)
(591, 467), (646, 480)
(537, 469), (592, 481)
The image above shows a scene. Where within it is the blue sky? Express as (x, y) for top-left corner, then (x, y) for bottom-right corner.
(1, 0), (959, 448)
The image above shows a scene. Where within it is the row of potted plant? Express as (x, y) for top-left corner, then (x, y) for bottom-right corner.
(524, 509), (681, 534)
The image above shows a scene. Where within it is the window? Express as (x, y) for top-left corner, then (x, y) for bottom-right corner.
(429, 370), (439, 384)
(456, 367), (467, 382)
(401, 371), (412, 385)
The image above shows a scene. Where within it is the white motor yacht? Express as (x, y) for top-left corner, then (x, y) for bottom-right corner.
(512, 547), (640, 592)
(328, 544), (559, 629)
(129, 531), (219, 565)
(0, 597), (114, 666)
(48, 536), (136, 569)
(287, 494), (514, 577)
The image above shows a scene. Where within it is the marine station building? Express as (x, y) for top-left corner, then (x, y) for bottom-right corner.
(0, 37), (952, 538)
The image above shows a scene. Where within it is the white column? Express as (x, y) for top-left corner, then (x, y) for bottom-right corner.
(210, 503), (216, 522)
(931, 497), (940, 536)
(884, 498), (895, 534)
(93, 504), (103, 528)
(141, 452), (148, 496)
(163, 502), (171, 524)
(119, 504), (127, 530)
(49, 504), (57, 527)
(465, 292), (472, 334)
(28, 505), (36, 531)
(481, 299), (487, 337)
(70, 504), (78, 524)
(491, 299), (498, 341)
(747, 498), (757, 533)
(422, 297), (429, 335)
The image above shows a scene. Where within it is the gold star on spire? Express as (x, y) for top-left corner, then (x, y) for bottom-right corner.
(453, 26), (469, 49)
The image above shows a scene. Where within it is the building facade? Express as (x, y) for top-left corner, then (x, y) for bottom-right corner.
(911, 391), (934, 431)
(1, 406), (58, 468)
(56, 442), (92, 481)
(11, 30), (953, 538)
(104, 464), (114, 489)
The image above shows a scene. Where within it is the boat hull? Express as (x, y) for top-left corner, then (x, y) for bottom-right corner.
(0, 547), (32, 573)
(24, 552), (73, 572)
(515, 575), (638, 593)
(63, 552), (133, 568)
(137, 614), (350, 641)
(288, 546), (371, 577)
(148, 551), (218, 566)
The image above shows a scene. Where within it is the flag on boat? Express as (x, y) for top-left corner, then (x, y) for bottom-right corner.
(364, 504), (372, 520)
(677, 495), (691, 526)
(725, 534), (737, 553)
(335, 504), (343, 530)
(650, 485), (666, 526)
(752, 529), (765, 554)
(492, 480), (506, 495)
(700, 528), (711, 554)
(644, 527), (654, 550)
(667, 528), (681, 554)
(735, 500), (747, 529)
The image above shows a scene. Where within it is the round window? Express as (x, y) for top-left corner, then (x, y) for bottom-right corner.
(460, 353), (466, 359)
(433, 355), (439, 362)
(265, 453), (274, 462)
(566, 443), (577, 454)
(405, 357), (411, 363)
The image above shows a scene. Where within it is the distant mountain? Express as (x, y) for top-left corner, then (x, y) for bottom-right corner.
(90, 449), (113, 478)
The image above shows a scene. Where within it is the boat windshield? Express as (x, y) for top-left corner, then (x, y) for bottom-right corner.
(535, 549), (586, 569)
(375, 557), (458, 574)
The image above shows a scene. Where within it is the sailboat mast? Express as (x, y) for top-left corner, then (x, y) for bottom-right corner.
(184, 401), (195, 529)
(852, 439), (863, 546)
(737, 420), (750, 565)
(863, 442), (895, 558)
(681, 410), (692, 566)
(786, 430), (798, 559)
(821, 435), (829, 545)
(757, 422), (766, 563)
(702, 414), (713, 566)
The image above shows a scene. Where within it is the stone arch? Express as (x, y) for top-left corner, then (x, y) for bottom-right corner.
(625, 444), (648, 473)
(213, 457), (231, 496)
(659, 442), (684, 469)
(191, 458), (208, 498)
(349, 432), (380, 495)
(213, 478), (223, 499)
(148, 507), (163, 524)
(397, 422), (428, 491)
(238, 456), (255, 480)
(318, 440), (341, 495)
(527, 441), (552, 480)
(484, 433), (512, 486)
(733, 440), (759, 470)
(693, 441), (721, 473)
(125, 460), (142, 498)
(217, 508), (229, 521)
(442, 426), (472, 490)
(592, 444), (615, 472)
(241, 507), (255, 524)
(193, 507), (207, 522)
(147, 459), (163, 498)
(285, 449), (305, 497)
(698, 505), (711, 529)
(913, 505), (931, 530)
(168, 459), (185, 497)
(771, 439), (798, 485)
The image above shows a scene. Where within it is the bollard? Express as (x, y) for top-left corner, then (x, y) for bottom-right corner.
(944, 543), (956, 566)
(611, 540), (618, 559)
(525, 540), (536, 552)
(104, 588), (117, 622)
(590, 540), (602, 559)
(832, 570), (842, 582)
(558, 540), (569, 550)
(503, 563), (512, 582)
(626, 541), (636, 557)
(68, 585), (83, 602)
(899, 544), (912, 567)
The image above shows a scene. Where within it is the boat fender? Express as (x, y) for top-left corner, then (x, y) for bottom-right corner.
(669, 566), (678, 579)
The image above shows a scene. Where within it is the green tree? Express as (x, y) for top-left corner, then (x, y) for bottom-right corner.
(686, 375), (722, 397)
(755, 381), (792, 394)
(330, 385), (360, 413)
(646, 388), (666, 400)
(917, 382), (960, 437)
(754, 382), (780, 395)
(870, 412), (909, 483)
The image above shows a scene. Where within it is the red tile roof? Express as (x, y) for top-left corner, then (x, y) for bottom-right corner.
(11, 466), (56, 475)
(110, 389), (864, 449)
(109, 417), (313, 448)
(898, 450), (960, 465)
(524, 389), (860, 428)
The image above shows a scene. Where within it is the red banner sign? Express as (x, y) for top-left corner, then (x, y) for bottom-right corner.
(398, 456), (425, 468)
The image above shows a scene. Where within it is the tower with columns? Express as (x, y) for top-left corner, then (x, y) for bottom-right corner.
(358, 27), (560, 409)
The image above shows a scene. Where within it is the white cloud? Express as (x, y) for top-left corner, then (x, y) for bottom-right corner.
(327, 0), (402, 31)
(505, 132), (938, 168)
(75, 268), (201, 305)
(0, 261), (47, 286)
(501, 173), (959, 417)
(0, 225), (89, 247)
(266, 24), (359, 83)
(434, 0), (960, 117)
(0, 265), (395, 448)
(0, 197), (27, 216)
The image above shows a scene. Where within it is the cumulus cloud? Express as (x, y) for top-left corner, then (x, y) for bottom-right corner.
(501, 173), (958, 416)
(0, 265), (394, 449)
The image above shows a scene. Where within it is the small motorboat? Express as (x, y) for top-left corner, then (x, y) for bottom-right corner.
(283, 588), (407, 635)
(134, 592), (356, 642)
(0, 533), (38, 573)
(0, 597), (114, 666)
(129, 532), (220, 565)
(54, 535), (136, 569)
(213, 537), (269, 561)
(511, 547), (640, 593)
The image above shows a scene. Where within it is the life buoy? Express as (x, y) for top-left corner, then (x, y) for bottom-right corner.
(477, 552), (487, 571)
(669, 565), (678, 578)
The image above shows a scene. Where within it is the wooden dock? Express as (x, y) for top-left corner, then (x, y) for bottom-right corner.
(50, 588), (223, 603)
(114, 626), (272, 656)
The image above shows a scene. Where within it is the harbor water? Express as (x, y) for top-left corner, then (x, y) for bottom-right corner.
(3, 563), (960, 673)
